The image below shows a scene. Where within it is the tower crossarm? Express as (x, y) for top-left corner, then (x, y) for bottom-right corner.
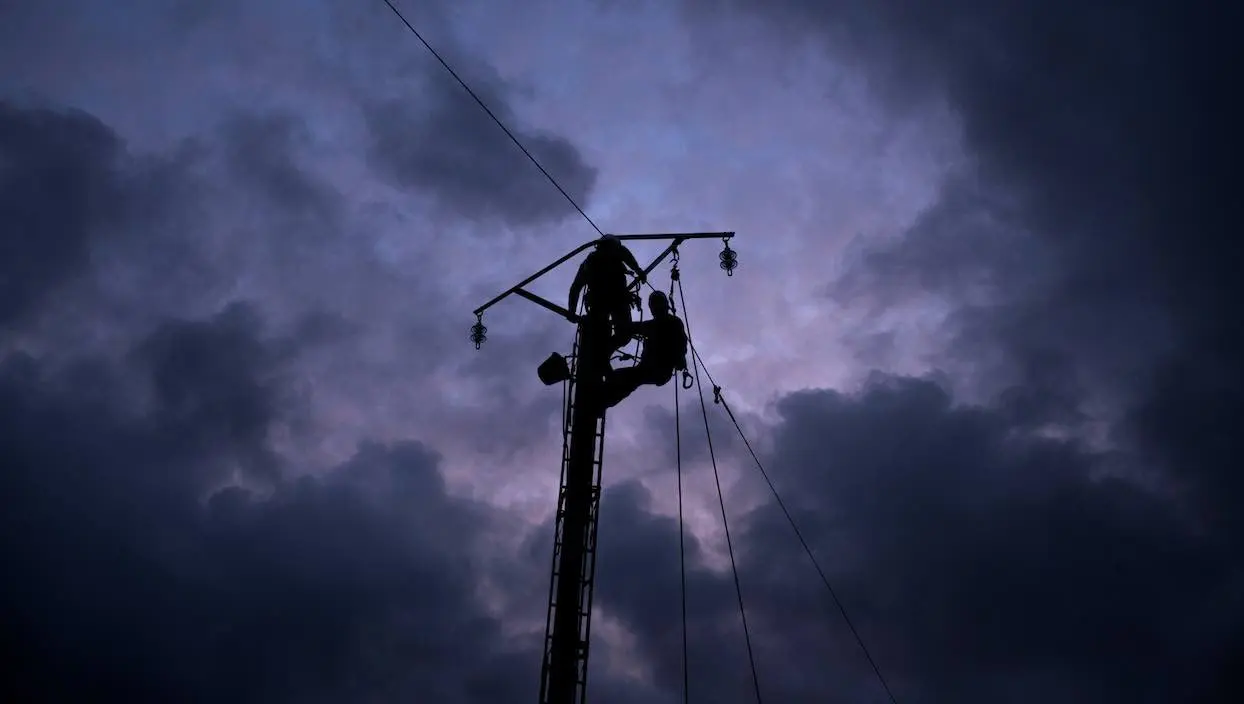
(471, 232), (734, 320)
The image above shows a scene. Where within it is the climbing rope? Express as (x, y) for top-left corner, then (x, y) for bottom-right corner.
(676, 273), (765, 704)
(674, 373), (690, 704)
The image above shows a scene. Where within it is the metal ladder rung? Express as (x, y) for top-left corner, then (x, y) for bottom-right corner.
(540, 327), (613, 704)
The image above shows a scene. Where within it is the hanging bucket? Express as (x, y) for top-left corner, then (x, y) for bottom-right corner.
(537, 352), (571, 386)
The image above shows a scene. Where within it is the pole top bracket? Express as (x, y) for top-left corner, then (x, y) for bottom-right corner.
(469, 231), (737, 349)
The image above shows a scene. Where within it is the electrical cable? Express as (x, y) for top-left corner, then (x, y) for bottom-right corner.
(677, 277), (764, 704)
(684, 343), (901, 704)
(380, 0), (605, 237)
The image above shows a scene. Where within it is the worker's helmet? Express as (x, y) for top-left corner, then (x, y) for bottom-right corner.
(648, 290), (670, 314)
(598, 234), (621, 250)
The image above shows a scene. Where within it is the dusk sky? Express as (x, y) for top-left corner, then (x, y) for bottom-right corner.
(2, 1), (1240, 702)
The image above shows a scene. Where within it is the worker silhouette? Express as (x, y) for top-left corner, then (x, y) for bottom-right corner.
(600, 291), (688, 408)
(567, 235), (645, 350)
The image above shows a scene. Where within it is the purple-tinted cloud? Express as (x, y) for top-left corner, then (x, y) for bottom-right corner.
(9, 0), (1240, 702)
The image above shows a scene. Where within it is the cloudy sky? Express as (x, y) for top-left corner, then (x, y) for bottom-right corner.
(2, 0), (1240, 702)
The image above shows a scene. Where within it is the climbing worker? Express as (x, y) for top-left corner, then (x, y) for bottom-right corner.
(600, 290), (688, 409)
(567, 235), (646, 348)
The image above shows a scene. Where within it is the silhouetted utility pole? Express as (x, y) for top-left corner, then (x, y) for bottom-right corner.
(471, 232), (737, 704)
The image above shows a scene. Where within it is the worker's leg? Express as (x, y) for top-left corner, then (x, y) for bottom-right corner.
(646, 366), (674, 387)
(608, 297), (634, 351)
(601, 365), (645, 408)
(601, 364), (673, 408)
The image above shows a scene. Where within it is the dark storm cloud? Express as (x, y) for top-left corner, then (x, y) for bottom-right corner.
(219, 111), (341, 221)
(0, 98), (372, 357)
(0, 302), (550, 703)
(587, 376), (1239, 703)
(700, 0), (1241, 425)
(0, 93), (570, 471)
(441, 316), (574, 456)
(0, 110), (606, 694)
(750, 378), (1236, 703)
(592, 480), (768, 704)
(0, 101), (127, 326)
(131, 301), (290, 480)
(0, 95), (604, 702)
(830, 174), (1041, 311)
(666, 1), (1244, 700)
(640, 396), (742, 469)
(364, 63), (598, 227)
(514, 479), (746, 704)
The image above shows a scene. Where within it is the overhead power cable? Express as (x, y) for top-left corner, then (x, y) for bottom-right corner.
(380, 0), (605, 236)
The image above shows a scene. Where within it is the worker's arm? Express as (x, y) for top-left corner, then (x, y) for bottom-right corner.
(614, 319), (654, 347)
(567, 263), (586, 321)
(620, 246), (645, 282)
(631, 319), (658, 338)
